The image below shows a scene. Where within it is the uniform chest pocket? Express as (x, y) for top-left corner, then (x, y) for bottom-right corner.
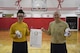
(58, 25), (65, 32)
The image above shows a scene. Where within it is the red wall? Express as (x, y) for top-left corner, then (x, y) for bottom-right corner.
(0, 18), (17, 30)
(0, 17), (80, 30)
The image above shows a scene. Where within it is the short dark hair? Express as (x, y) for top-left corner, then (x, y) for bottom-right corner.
(17, 9), (25, 15)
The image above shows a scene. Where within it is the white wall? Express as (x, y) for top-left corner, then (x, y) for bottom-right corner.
(0, 0), (15, 7)
(0, 0), (31, 7)
(0, 0), (80, 16)
(0, 0), (78, 7)
(47, 0), (78, 7)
